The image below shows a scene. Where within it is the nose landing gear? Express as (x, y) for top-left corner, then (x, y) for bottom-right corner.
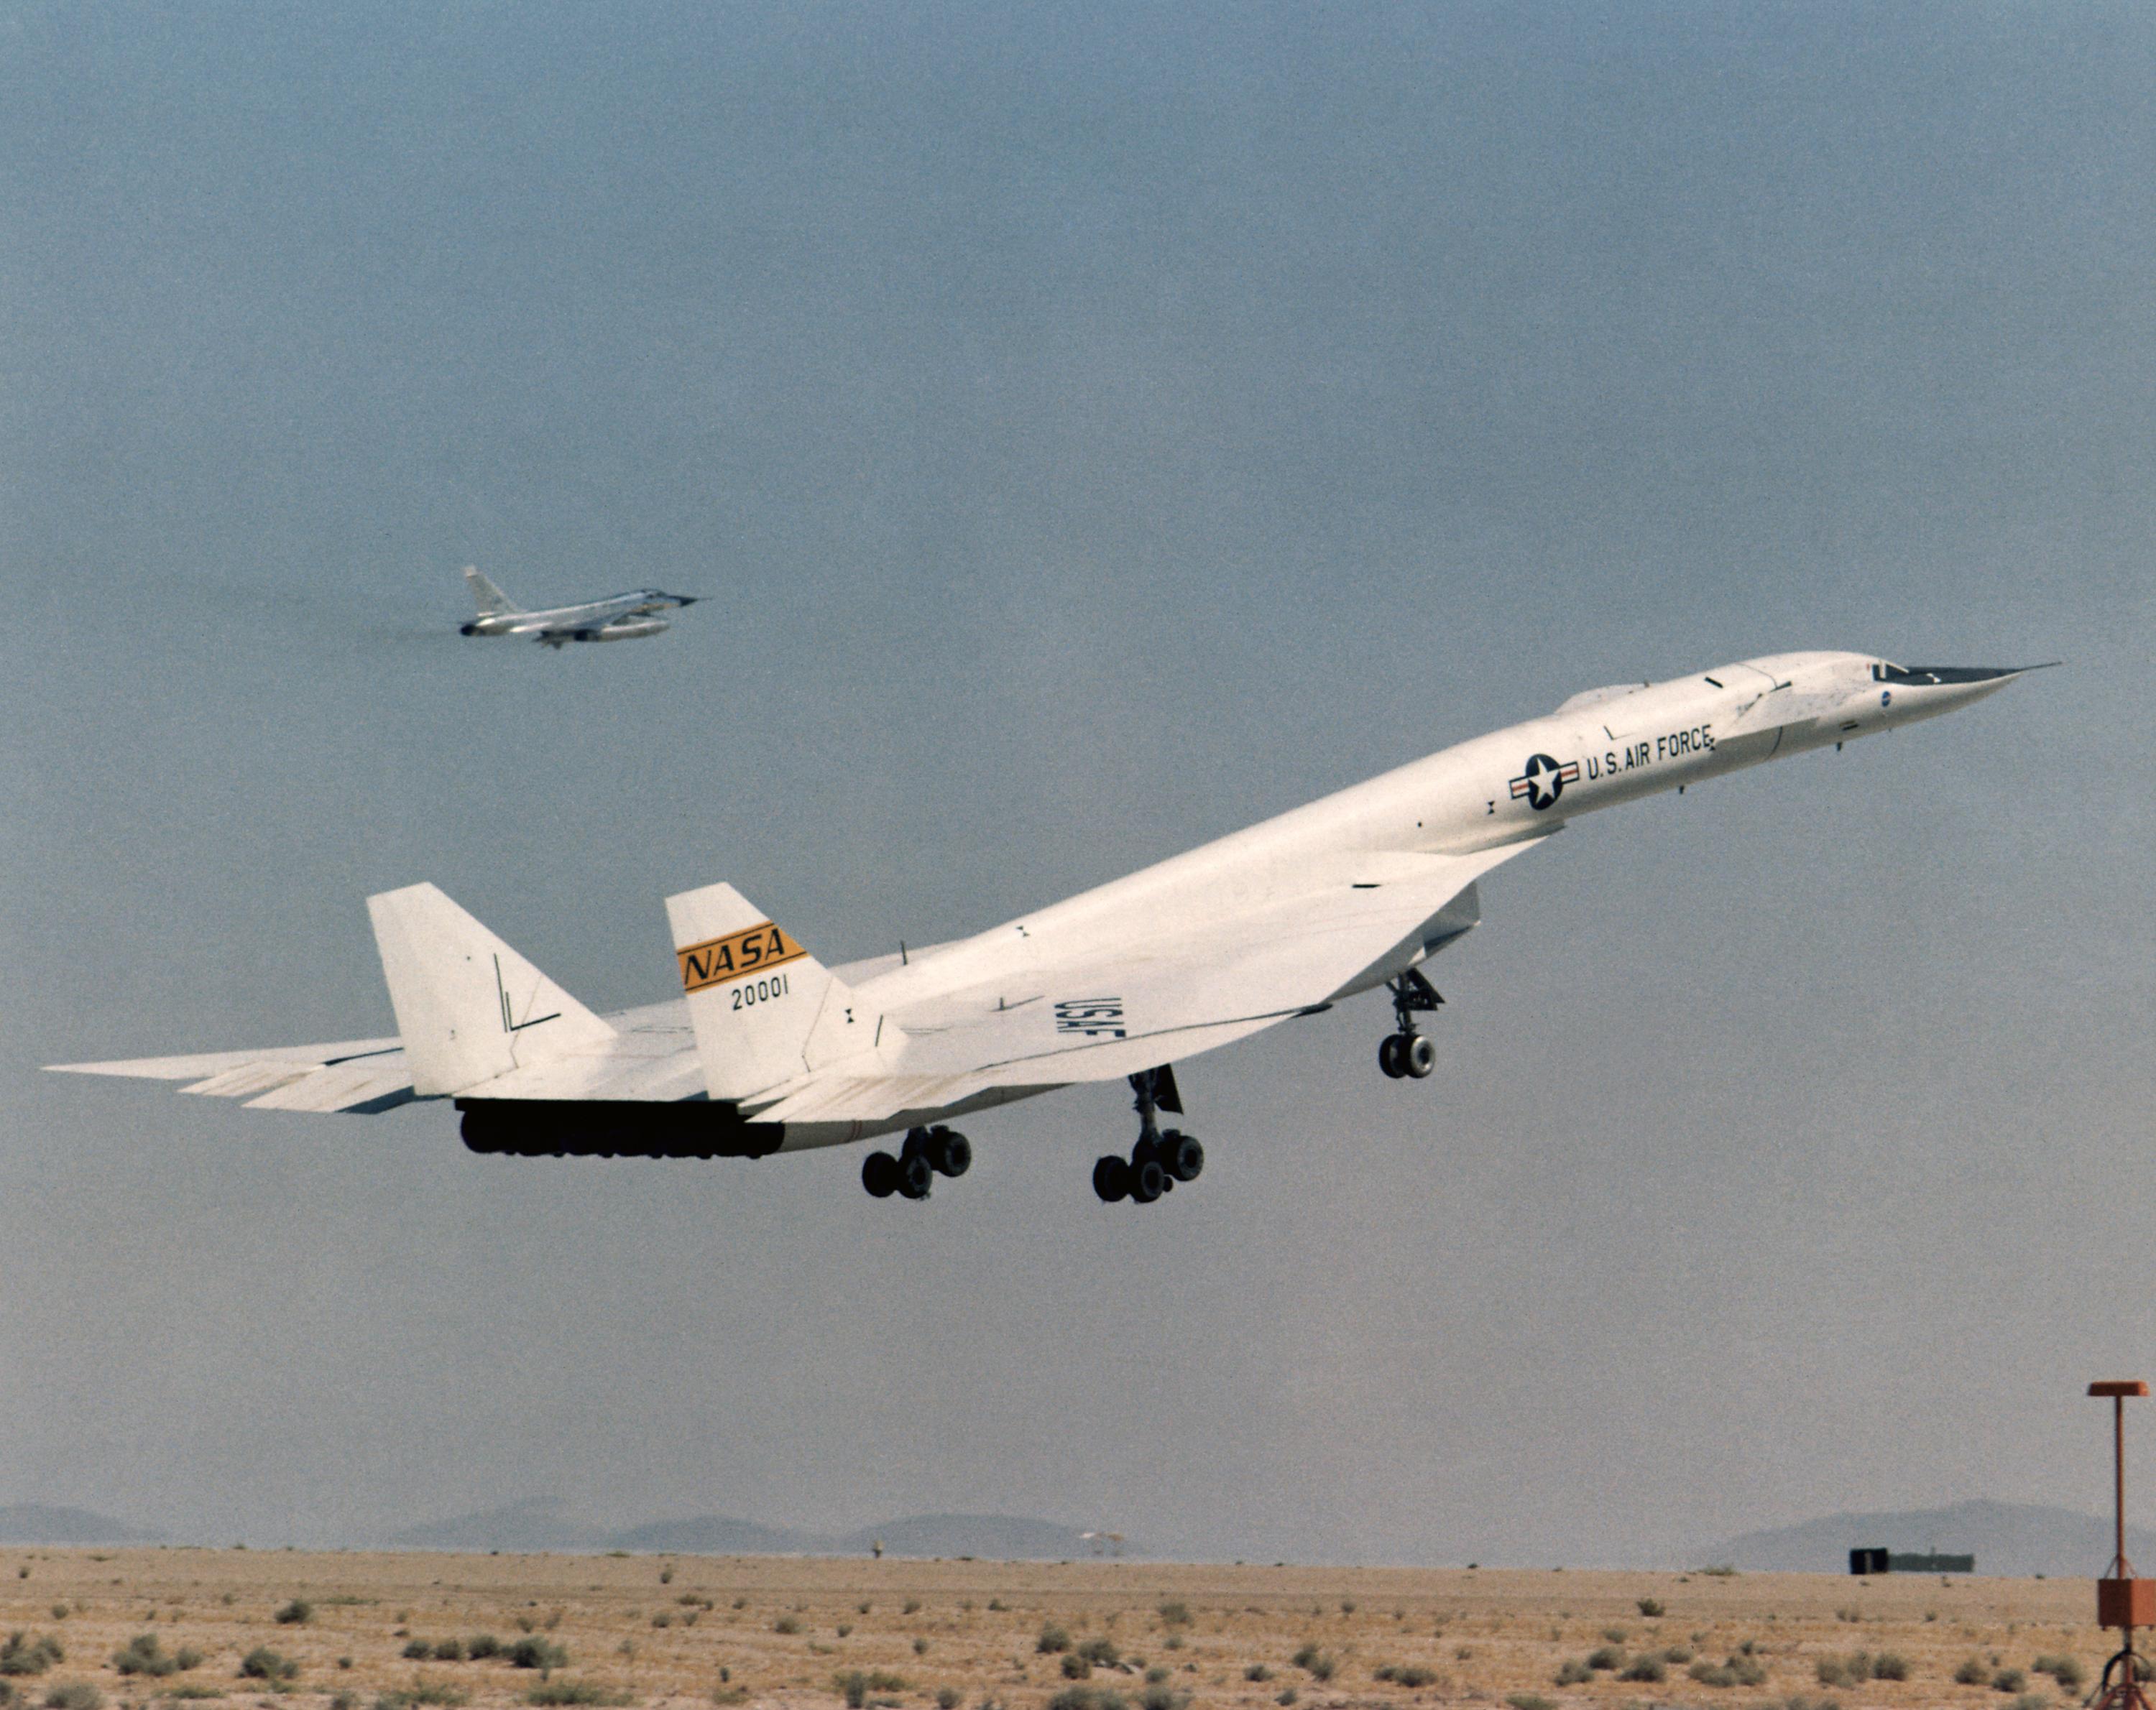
(862, 1124), (971, 1200)
(1378, 969), (1442, 1081)
(1093, 1066), (1203, 1203)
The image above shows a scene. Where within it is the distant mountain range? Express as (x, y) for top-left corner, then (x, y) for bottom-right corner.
(0, 1505), (162, 1544)
(384, 1499), (1115, 1560)
(1710, 1499), (2152, 1577)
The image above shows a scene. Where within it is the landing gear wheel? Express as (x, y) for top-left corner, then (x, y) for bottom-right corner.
(927, 1127), (971, 1178)
(898, 1150), (934, 1200)
(862, 1151), (900, 1198)
(1378, 1035), (1406, 1078)
(1092, 1155), (1131, 1202)
(1158, 1129), (1204, 1182)
(1129, 1157), (1166, 1203)
(1404, 1033), (1437, 1078)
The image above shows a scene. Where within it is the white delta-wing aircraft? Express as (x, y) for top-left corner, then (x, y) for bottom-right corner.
(459, 566), (699, 647)
(52, 653), (2042, 1205)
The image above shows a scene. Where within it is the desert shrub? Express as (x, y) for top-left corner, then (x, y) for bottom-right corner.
(160, 1689), (224, 1702)
(913, 1639), (929, 1658)
(1076, 1638), (1120, 1669)
(1691, 1660), (1736, 1687)
(1956, 1658), (1993, 1686)
(773, 1618), (801, 1637)
(1872, 1652), (1909, 1681)
(1993, 1670), (2028, 1694)
(374, 1685), (468, 1710)
(507, 1640), (568, 1673)
(1243, 1666), (1271, 1683)
(1697, 1655), (1766, 1687)
(1585, 1645), (1624, 1672)
(1156, 1604), (1190, 1629)
(1507, 1698), (1556, 1710)
(403, 1644), (433, 1661)
(1045, 1691), (1125, 1710)
(466, 1637), (499, 1661)
(525, 1683), (631, 1707)
(239, 1650), (299, 1683)
(1774, 1698), (1842, 1710)
(650, 1615), (671, 1631)
(1660, 1645), (1693, 1664)
(1621, 1655), (1666, 1683)
(1816, 1655), (1858, 1687)
(1161, 1635), (1181, 1652)
(903, 1602), (921, 1617)
(1138, 1688), (1187, 1710)
(1600, 1626), (1628, 1645)
(1637, 1598), (1664, 1618)
(0, 1637), (63, 1678)
(1373, 1665), (1435, 1688)
(433, 1641), (466, 1663)
(2034, 1655), (2083, 1691)
(274, 1602), (312, 1627)
(1274, 1693), (1295, 1709)
(330, 1695), (357, 1710)
(1143, 1669), (1168, 1686)
(834, 1671), (908, 1709)
(1289, 1643), (1335, 1681)
(113, 1637), (198, 1678)
(936, 1691), (960, 1710)
(1553, 1659), (1590, 1686)
(1060, 1656), (1089, 1681)
(1036, 1627), (1071, 1655)
(836, 1625), (852, 1640)
(42, 1688), (101, 1710)
(711, 1691), (747, 1708)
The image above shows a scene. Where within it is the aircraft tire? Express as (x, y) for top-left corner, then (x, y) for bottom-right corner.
(1092, 1155), (1130, 1202)
(1378, 1035), (1406, 1078)
(1129, 1158), (1166, 1203)
(862, 1151), (900, 1198)
(1404, 1034), (1437, 1078)
(898, 1151), (935, 1200)
(930, 1127), (972, 1178)
(1159, 1129), (1204, 1182)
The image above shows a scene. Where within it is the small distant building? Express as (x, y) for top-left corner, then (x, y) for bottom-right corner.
(1848, 1546), (1974, 1575)
(1889, 1551), (1975, 1573)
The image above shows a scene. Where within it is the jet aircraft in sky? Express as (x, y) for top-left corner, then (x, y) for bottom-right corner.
(458, 566), (698, 647)
(52, 652), (2042, 1205)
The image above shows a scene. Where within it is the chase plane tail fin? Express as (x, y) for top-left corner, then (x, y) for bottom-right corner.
(463, 565), (520, 616)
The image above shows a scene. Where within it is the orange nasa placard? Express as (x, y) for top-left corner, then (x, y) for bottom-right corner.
(676, 921), (808, 994)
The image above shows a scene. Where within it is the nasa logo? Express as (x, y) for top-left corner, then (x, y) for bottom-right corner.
(1508, 752), (1580, 810)
(677, 921), (808, 994)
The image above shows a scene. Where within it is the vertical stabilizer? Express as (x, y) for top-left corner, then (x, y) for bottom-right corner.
(367, 883), (613, 1096)
(464, 565), (520, 616)
(665, 882), (897, 1101)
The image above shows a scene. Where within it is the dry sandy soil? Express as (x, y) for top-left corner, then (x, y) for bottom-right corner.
(0, 1550), (2125, 1710)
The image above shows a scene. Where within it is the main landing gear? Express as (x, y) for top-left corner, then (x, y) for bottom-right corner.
(1094, 1066), (1203, 1204)
(1378, 968), (1442, 1081)
(862, 1125), (970, 1200)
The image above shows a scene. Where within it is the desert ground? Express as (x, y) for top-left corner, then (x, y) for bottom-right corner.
(0, 1550), (2124, 1710)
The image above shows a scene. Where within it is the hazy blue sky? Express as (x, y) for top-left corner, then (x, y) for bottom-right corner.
(3, 2), (2152, 1565)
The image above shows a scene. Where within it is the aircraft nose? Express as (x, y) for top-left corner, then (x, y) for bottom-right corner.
(673, 594), (699, 606)
(1879, 663), (2053, 688)
(1872, 660), (2057, 716)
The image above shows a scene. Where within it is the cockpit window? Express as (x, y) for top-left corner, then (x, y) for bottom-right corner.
(1871, 662), (2014, 685)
